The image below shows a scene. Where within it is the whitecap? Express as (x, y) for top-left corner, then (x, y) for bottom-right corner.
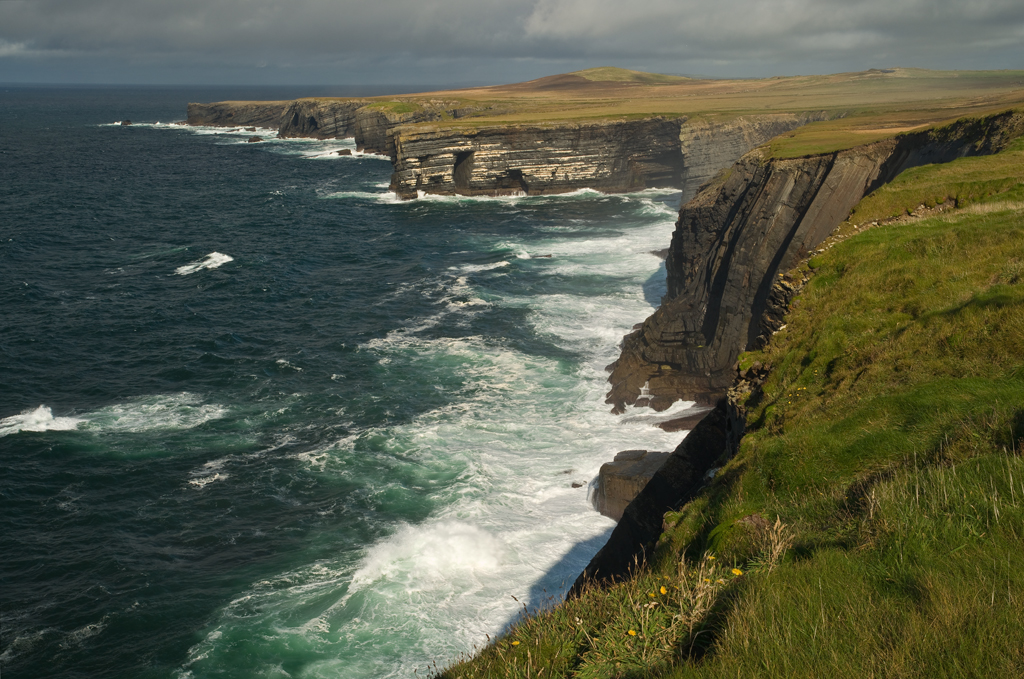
(350, 521), (505, 592)
(188, 458), (231, 488)
(79, 393), (227, 433)
(0, 406), (84, 437)
(450, 261), (510, 274)
(321, 191), (403, 204)
(174, 252), (234, 275)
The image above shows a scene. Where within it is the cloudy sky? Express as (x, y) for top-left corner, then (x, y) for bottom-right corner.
(1, 0), (1022, 87)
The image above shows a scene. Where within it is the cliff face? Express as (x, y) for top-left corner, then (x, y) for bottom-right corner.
(677, 112), (831, 202)
(276, 100), (450, 154)
(388, 118), (686, 199)
(387, 113), (823, 200)
(186, 99), (826, 199)
(186, 102), (289, 128)
(276, 99), (366, 140)
(606, 109), (1024, 412)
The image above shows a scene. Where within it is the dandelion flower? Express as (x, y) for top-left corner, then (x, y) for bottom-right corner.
(732, 568), (744, 576)
(716, 578), (725, 584)
(648, 592), (656, 598)
(628, 630), (637, 636)
(707, 555), (716, 560)
(660, 586), (667, 595)
(511, 641), (520, 646)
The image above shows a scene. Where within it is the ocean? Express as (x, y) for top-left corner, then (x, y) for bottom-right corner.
(0, 86), (691, 678)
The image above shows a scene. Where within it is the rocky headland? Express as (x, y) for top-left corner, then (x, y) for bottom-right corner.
(605, 109), (1024, 413)
(576, 107), (1024, 589)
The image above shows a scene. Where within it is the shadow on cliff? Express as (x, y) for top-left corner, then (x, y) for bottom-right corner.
(643, 260), (668, 308)
(502, 529), (613, 630)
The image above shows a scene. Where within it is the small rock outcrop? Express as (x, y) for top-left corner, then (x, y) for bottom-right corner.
(247, 136), (263, 143)
(594, 450), (671, 521)
(571, 399), (741, 593)
(120, 120), (132, 126)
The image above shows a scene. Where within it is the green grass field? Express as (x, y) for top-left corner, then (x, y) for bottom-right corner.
(436, 110), (1024, 679)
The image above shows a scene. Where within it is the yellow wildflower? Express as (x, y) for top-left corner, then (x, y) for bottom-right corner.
(660, 586), (667, 595)
(511, 641), (520, 646)
(732, 568), (743, 576)
(648, 592), (655, 598)
(628, 630), (637, 636)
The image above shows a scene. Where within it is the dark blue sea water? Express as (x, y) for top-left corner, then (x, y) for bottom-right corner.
(0, 86), (689, 678)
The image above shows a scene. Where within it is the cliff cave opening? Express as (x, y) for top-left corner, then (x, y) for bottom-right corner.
(495, 168), (528, 194)
(453, 150), (475, 190)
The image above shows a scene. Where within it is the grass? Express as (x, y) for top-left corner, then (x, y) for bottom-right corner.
(847, 133), (1024, 223)
(363, 101), (424, 114)
(570, 67), (690, 84)
(435, 118), (1024, 679)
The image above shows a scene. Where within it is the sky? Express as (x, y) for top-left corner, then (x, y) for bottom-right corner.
(1, 0), (1022, 88)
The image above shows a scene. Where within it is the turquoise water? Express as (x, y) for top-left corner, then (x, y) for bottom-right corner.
(0, 87), (690, 678)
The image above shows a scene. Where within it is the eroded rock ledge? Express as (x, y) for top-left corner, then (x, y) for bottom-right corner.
(606, 109), (1024, 412)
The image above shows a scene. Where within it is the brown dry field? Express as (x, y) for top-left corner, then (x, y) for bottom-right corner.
(367, 67), (1024, 156)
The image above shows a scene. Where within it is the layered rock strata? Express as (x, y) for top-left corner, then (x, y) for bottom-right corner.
(387, 113), (822, 200)
(388, 118), (686, 199)
(677, 112), (831, 202)
(187, 98), (825, 199)
(189, 98), (492, 156)
(606, 109), (1024, 412)
(186, 102), (290, 128)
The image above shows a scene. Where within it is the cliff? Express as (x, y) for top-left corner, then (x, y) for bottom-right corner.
(442, 127), (1024, 676)
(387, 113), (824, 200)
(275, 99), (464, 154)
(677, 112), (831, 202)
(388, 118), (684, 199)
(605, 109), (1024, 412)
(186, 101), (290, 128)
(186, 96), (826, 199)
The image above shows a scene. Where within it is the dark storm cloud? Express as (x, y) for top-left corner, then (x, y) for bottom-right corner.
(1, 0), (1022, 83)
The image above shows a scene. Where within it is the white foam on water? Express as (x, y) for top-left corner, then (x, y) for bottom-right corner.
(180, 200), (689, 678)
(79, 393), (227, 434)
(450, 260), (510, 274)
(321, 190), (404, 204)
(59, 619), (107, 649)
(174, 252), (234, 276)
(1, 394), (229, 439)
(188, 458), (231, 488)
(0, 406), (85, 437)
(411, 187), (605, 205)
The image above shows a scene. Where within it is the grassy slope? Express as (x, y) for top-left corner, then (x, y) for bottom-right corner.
(437, 116), (1024, 679)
